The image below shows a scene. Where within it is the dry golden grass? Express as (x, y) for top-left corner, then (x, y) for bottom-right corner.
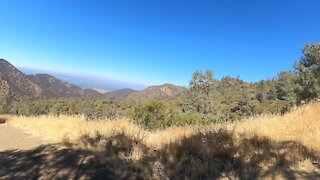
(4, 115), (198, 150)
(5, 102), (320, 153)
(231, 102), (320, 153)
(2, 102), (320, 179)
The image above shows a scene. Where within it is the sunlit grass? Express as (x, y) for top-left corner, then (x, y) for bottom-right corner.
(3, 102), (320, 179)
(232, 102), (320, 152)
(4, 102), (320, 153)
(4, 114), (198, 150)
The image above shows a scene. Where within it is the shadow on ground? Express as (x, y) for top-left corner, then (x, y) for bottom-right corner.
(0, 117), (7, 124)
(0, 145), (118, 179)
(155, 131), (320, 179)
(1, 130), (319, 179)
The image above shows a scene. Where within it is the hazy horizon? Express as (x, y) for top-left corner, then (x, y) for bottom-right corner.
(18, 66), (150, 91)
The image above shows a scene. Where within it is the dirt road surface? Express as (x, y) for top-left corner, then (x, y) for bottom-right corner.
(0, 123), (137, 179)
(0, 123), (46, 151)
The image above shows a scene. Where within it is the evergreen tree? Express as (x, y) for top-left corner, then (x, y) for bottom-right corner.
(188, 69), (215, 116)
(295, 43), (320, 102)
(276, 71), (298, 105)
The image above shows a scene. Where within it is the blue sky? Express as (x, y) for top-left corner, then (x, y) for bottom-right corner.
(1, 0), (320, 88)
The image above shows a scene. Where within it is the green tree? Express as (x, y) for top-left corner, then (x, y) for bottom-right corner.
(184, 69), (216, 117)
(295, 43), (320, 102)
(276, 71), (298, 105)
(256, 80), (269, 102)
(189, 69), (215, 97)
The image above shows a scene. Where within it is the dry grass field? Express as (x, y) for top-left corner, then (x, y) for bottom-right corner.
(2, 102), (320, 179)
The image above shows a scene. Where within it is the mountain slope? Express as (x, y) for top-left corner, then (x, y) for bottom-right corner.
(127, 83), (186, 100)
(0, 59), (102, 102)
(105, 88), (137, 99)
(26, 74), (102, 98)
(0, 59), (185, 103)
(0, 59), (42, 101)
(104, 84), (185, 100)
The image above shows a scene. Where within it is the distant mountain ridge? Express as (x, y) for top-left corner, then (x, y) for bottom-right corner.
(105, 83), (186, 100)
(0, 59), (186, 103)
(19, 67), (148, 91)
(0, 59), (102, 101)
(26, 74), (102, 98)
(105, 88), (137, 99)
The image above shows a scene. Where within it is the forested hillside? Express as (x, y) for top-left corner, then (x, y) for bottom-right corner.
(2, 43), (320, 130)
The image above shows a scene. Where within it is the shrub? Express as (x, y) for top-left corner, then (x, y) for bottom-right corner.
(131, 100), (171, 130)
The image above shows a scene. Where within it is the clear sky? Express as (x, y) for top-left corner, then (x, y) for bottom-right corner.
(1, 0), (320, 87)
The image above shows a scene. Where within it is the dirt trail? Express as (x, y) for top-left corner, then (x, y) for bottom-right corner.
(0, 123), (129, 179)
(0, 123), (46, 151)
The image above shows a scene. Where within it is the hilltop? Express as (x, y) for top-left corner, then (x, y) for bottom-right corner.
(127, 83), (186, 100)
(105, 83), (186, 100)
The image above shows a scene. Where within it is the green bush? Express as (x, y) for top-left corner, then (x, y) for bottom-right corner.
(131, 100), (211, 130)
(131, 100), (170, 130)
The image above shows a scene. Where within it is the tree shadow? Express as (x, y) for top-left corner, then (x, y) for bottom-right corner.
(0, 131), (319, 179)
(0, 117), (7, 124)
(0, 143), (145, 180)
(154, 130), (320, 179)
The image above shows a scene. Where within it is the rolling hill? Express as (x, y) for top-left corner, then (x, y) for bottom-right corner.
(0, 59), (42, 101)
(105, 83), (186, 100)
(1, 59), (185, 104)
(105, 88), (137, 99)
(26, 74), (102, 98)
(0, 59), (102, 101)
(127, 83), (186, 100)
